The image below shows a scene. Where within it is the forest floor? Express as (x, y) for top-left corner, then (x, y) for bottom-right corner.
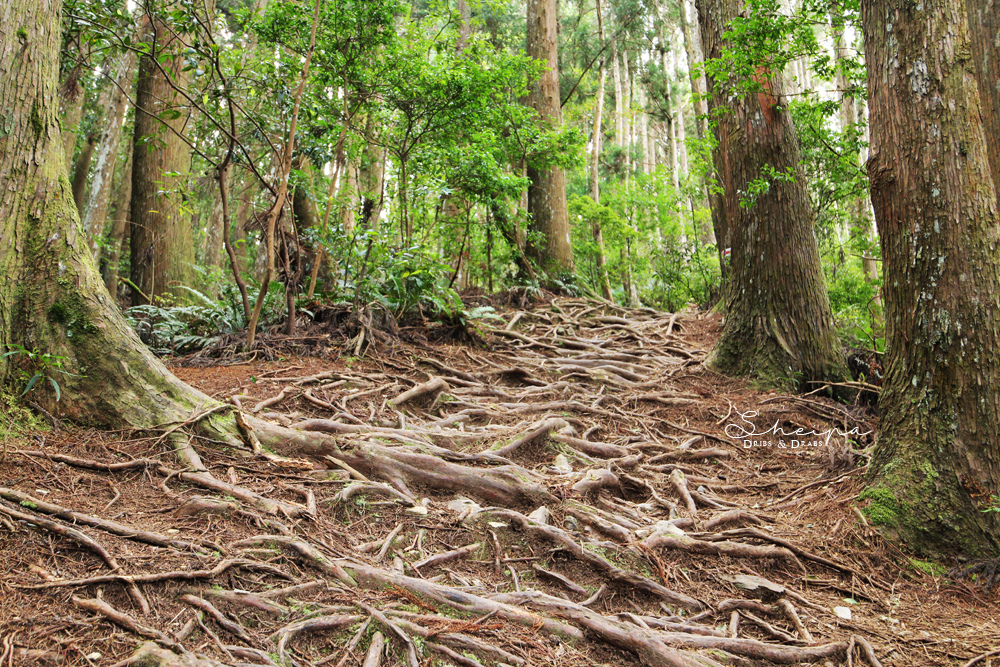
(0, 294), (997, 667)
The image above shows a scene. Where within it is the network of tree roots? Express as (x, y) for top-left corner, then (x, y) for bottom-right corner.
(0, 297), (996, 666)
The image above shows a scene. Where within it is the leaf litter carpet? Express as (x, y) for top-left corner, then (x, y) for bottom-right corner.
(0, 298), (996, 666)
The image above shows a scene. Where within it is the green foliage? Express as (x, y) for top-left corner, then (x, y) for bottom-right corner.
(646, 241), (721, 312)
(2, 345), (77, 402)
(125, 283), (283, 354)
(981, 495), (1000, 515)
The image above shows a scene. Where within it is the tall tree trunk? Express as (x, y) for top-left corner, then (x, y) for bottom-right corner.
(831, 2), (879, 296)
(612, 42), (624, 148)
(590, 0), (614, 302)
(623, 53), (633, 174)
(129, 4), (194, 305)
(964, 0), (1000, 192)
(103, 151), (133, 300)
(360, 142), (386, 231)
(83, 50), (138, 260)
(71, 134), (97, 216)
(525, 0), (574, 275)
(683, 0), (725, 266)
(60, 67), (85, 174)
(862, 0), (1000, 555)
(0, 0), (214, 428)
(203, 193), (225, 275)
(698, 2), (734, 279)
(699, 0), (847, 387)
(679, 0), (709, 140)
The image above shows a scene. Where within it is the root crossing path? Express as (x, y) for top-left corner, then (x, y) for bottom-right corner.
(0, 298), (994, 666)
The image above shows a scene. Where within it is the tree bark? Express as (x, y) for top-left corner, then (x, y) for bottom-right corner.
(590, 0), (614, 302)
(83, 50), (138, 261)
(862, 0), (1000, 555)
(964, 0), (1000, 193)
(0, 0), (216, 429)
(525, 0), (574, 275)
(59, 67), (85, 174)
(71, 134), (97, 217)
(104, 151), (133, 301)
(129, 4), (194, 305)
(699, 0), (847, 388)
(203, 193), (225, 275)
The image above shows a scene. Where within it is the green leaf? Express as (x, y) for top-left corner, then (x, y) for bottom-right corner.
(23, 372), (42, 395)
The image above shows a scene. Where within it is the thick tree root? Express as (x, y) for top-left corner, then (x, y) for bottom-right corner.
(4, 301), (895, 666)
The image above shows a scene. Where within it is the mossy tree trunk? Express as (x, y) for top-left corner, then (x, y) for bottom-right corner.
(862, 0), (1000, 555)
(129, 3), (195, 305)
(0, 0), (217, 430)
(698, 0), (847, 388)
(525, 0), (574, 276)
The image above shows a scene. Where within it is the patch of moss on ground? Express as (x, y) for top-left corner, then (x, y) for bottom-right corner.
(908, 558), (946, 577)
(858, 487), (902, 526)
(0, 390), (46, 438)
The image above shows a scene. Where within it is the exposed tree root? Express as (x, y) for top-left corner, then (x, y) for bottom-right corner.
(2, 301), (898, 666)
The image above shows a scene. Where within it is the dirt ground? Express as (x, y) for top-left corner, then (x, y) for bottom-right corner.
(0, 298), (996, 667)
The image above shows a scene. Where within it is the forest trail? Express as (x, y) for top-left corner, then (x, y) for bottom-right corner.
(0, 296), (995, 666)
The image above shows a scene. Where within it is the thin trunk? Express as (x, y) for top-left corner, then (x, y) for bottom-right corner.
(623, 53), (632, 174)
(456, 0), (471, 53)
(359, 117), (386, 231)
(83, 50), (138, 260)
(103, 151), (133, 300)
(612, 42), (624, 156)
(129, 5), (194, 305)
(60, 68), (84, 173)
(590, 0), (614, 302)
(341, 160), (358, 234)
(525, 0), (574, 274)
(246, 0), (321, 347)
(679, 0), (709, 141)
(862, 0), (1000, 555)
(699, 0), (847, 387)
(71, 134), (97, 216)
(203, 193), (225, 274)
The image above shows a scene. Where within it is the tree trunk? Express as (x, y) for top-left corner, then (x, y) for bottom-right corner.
(612, 42), (624, 148)
(525, 0), (574, 275)
(71, 134), (97, 217)
(83, 50), (138, 260)
(831, 2), (879, 295)
(862, 0), (1000, 555)
(964, 0), (1000, 192)
(59, 68), (85, 174)
(0, 0), (214, 429)
(590, 0), (614, 302)
(679, 0), (709, 141)
(203, 194), (225, 276)
(699, 0), (846, 388)
(103, 151), (133, 301)
(129, 4), (194, 305)
(359, 139), (386, 231)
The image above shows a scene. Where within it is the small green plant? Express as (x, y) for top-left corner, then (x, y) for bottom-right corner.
(2, 344), (77, 401)
(981, 495), (1000, 514)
